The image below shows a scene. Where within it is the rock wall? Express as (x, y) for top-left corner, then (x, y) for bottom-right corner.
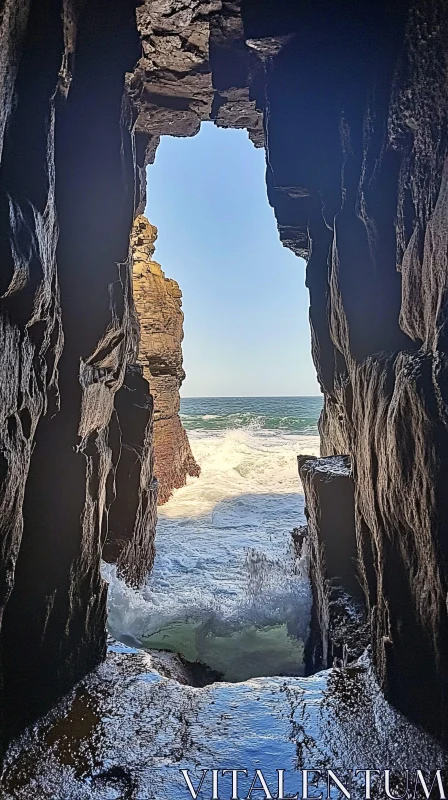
(298, 455), (369, 674)
(283, 0), (448, 742)
(132, 215), (199, 504)
(0, 0), (157, 747)
(264, 0), (448, 741)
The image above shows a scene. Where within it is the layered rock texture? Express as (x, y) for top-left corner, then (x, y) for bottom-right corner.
(1, 0), (448, 756)
(0, 0), (157, 748)
(298, 455), (369, 674)
(132, 215), (199, 504)
(128, 0), (448, 744)
(128, 0), (266, 213)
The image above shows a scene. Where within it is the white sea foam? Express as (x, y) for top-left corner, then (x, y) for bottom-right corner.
(103, 427), (320, 681)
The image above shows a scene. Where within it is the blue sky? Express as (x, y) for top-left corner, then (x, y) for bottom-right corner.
(144, 123), (320, 397)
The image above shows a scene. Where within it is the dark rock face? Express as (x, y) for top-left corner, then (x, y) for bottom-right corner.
(1, 0), (448, 754)
(284, 1), (448, 740)
(0, 0), (156, 745)
(298, 455), (369, 673)
(102, 364), (158, 586)
(273, 1), (448, 741)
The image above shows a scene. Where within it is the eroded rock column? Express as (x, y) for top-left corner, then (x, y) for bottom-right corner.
(132, 215), (199, 504)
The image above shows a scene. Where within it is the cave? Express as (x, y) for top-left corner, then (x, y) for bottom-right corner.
(1, 0), (448, 793)
(104, 121), (320, 688)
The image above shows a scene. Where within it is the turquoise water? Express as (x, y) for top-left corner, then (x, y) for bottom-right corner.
(180, 395), (323, 434)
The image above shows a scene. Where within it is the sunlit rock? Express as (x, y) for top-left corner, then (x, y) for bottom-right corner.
(132, 215), (200, 504)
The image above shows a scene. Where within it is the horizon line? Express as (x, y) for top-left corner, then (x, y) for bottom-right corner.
(180, 394), (323, 399)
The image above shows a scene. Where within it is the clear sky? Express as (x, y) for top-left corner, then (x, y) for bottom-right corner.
(145, 122), (321, 397)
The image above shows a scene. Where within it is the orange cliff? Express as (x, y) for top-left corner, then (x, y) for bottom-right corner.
(132, 215), (200, 504)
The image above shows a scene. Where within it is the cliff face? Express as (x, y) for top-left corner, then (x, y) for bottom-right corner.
(132, 215), (199, 504)
(272, 1), (448, 740)
(0, 0), (157, 747)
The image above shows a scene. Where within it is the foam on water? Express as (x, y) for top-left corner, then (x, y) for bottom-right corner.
(180, 396), (323, 433)
(104, 414), (321, 681)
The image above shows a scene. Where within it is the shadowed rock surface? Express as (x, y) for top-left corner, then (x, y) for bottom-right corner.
(1, 0), (448, 759)
(132, 215), (200, 504)
(298, 455), (369, 673)
(0, 0), (157, 747)
(102, 364), (158, 586)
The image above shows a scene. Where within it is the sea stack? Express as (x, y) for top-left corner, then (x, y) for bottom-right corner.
(132, 215), (200, 504)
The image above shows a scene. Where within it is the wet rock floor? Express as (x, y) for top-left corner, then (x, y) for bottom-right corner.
(1, 642), (446, 799)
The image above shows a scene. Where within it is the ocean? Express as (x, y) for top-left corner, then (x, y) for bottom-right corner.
(180, 395), (323, 434)
(105, 396), (323, 682)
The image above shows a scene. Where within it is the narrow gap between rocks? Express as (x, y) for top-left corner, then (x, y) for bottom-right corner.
(103, 123), (322, 687)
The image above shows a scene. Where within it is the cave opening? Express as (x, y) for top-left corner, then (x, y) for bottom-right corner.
(105, 122), (324, 684)
(0, 0), (447, 790)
